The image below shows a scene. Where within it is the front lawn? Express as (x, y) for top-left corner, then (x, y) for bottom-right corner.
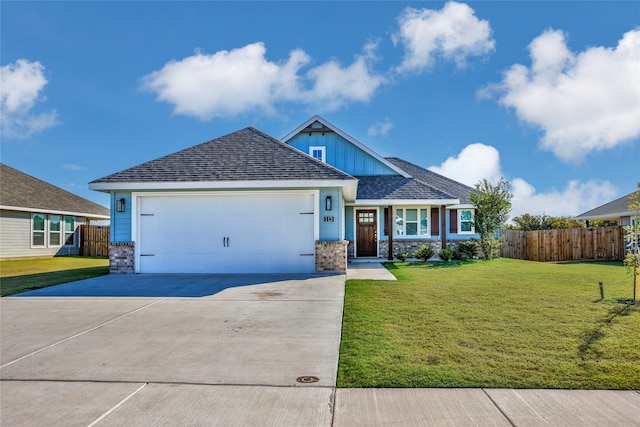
(338, 258), (639, 389)
(0, 257), (109, 296)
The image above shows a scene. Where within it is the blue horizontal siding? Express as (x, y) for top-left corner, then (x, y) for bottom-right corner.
(319, 188), (343, 241)
(111, 192), (132, 242)
(345, 206), (354, 241)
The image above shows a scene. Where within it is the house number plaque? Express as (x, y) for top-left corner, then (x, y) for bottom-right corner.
(323, 216), (335, 223)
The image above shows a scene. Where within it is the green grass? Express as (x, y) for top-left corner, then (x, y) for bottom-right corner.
(338, 258), (639, 389)
(0, 257), (109, 296)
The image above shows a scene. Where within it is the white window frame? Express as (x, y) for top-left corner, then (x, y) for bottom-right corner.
(64, 216), (76, 247)
(49, 214), (62, 247)
(394, 207), (430, 238)
(31, 213), (47, 248)
(309, 146), (326, 163)
(458, 209), (475, 234)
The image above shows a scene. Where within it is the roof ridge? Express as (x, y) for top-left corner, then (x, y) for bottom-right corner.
(90, 127), (357, 185)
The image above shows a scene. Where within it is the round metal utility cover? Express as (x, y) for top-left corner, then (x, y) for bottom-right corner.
(296, 376), (320, 383)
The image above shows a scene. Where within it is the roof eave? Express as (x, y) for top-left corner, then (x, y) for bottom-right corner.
(351, 198), (460, 206)
(0, 205), (110, 219)
(573, 212), (633, 221)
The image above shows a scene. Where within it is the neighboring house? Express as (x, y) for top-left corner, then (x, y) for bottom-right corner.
(89, 116), (477, 274)
(575, 192), (637, 227)
(0, 164), (110, 259)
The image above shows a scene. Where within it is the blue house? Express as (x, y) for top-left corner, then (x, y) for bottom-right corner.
(89, 116), (477, 274)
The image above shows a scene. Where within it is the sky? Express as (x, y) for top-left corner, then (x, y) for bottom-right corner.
(1, 1), (639, 219)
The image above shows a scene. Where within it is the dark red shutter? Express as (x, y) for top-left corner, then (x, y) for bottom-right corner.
(430, 208), (439, 236)
(450, 210), (458, 234)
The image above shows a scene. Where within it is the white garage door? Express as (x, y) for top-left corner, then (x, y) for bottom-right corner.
(137, 193), (316, 273)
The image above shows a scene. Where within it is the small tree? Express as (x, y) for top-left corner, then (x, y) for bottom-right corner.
(510, 213), (553, 231)
(469, 178), (512, 260)
(624, 182), (640, 305)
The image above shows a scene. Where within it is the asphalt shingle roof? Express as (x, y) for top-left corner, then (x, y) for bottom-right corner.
(356, 175), (457, 200)
(1, 163), (109, 217)
(575, 192), (636, 219)
(386, 157), (474, 204)
(91, 127), (355, 184)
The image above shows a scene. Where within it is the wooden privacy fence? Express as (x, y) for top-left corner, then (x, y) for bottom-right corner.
(79, 225), (110, 257)
(501, 226), (625, 262)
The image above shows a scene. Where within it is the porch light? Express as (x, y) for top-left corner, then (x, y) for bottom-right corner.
(325, 196), (332, 211)
(116, 198), (126, 213)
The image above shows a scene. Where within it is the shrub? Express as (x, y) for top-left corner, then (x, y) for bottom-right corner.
(414, 245), (435, 262)
(454, 241), (478, 261)
(396, 252), (409, 262)
(439, 248), (455, 261)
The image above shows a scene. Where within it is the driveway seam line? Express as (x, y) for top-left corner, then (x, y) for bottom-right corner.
(0, 299), (166, 369)
(87, 382), (148, 427)
(482, 389), (517, 427)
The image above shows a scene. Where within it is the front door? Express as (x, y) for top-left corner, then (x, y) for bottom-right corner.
(356, 209), (377, 257)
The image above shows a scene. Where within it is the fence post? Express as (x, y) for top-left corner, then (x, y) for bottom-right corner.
(599, 281), (605, 300)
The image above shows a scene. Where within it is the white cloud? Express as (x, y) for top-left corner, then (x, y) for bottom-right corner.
(368, 118), (393, 137)
(393, 2), (495, 73)
(480, 28), (640, 162)
(0, 59), (58, 139)
(429, 143), (618, 218)
(510, 178), (618, 218)
(428, 143), (502, 187)
(141, 42), (385, 120)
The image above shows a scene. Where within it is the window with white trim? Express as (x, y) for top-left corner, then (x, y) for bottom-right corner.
(395, 208), (429, 237)
(64, 216), (76, 246)
(32, 214), (46, 247)
(30, 214), (77, 248)
(459, 209), (474, 233)
(309, 146), (326, 162)
(49, 215), (61, 246)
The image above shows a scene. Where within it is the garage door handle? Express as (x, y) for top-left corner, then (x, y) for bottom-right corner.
(140, 254), (154, 256)
(300, 253), (314, 256)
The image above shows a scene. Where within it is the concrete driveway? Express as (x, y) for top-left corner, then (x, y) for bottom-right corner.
(1, 273), (344, 426)
(3, 269), (639, 426)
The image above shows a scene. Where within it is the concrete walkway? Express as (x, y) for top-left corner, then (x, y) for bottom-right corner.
(347, 260), (397, 280)
(2, 272), (640, 426)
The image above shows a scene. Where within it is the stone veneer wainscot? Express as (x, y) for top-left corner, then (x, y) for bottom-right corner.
(315, 241), (348, 273)
(109, 242), (134, 274)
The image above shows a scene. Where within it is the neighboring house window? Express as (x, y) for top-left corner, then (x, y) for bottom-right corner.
(459, 209), (474, 233)
(395, 208), (429, 237)
(32, 214), (46, 247)
(49, 215), (61, 246)
(64, 216), (76, 246)
(309, 146), (326, 162)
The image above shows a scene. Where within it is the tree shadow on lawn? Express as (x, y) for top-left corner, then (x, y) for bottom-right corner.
(578, 303), (636, 361)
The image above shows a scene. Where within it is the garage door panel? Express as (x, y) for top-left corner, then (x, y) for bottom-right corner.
(138, 194), (315, 273)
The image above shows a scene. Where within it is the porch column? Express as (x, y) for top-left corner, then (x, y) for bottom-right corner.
(441, 205), (447, 250)
(388, 205), (394, 260)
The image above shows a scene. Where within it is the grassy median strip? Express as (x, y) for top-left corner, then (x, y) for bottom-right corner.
(338, 258), (639, 389)
(0, 257), (109, 296)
